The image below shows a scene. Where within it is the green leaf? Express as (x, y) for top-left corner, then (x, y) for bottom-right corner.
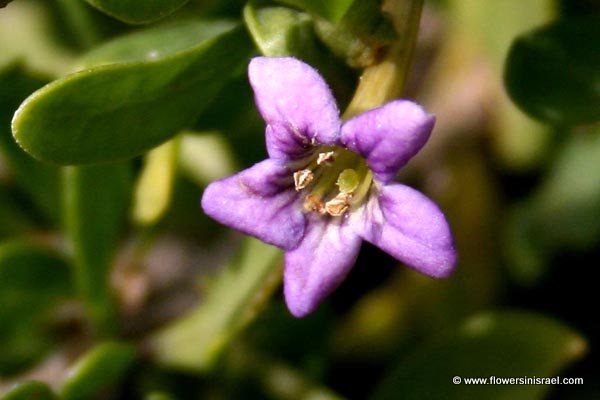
(275, 0), (353, 23)
(60, 342), (136, 400)
(505, 17), (600, 125)
(0, 240), (72, 374)
(244, 2), (355, 106)
(150, 238), (282, 372)
(0, 381), (56, 400)
(372, 311), (587, 400)
(0, 64), (61, 223)
(84, 0), (188, 24)
(50, 0), (128, 51)
(63, 163), (131, 335)
(77, 19), (237, 68)
(12, 22), (253, 165)
(244, 2), (313, 57)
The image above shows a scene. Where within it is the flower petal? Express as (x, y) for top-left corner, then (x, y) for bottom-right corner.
(284, 215), (362, 317)
(341, 100), (435, 183)
(201, 159), (306, 250)
(356, 183), (456, 278)
(248, 57), (341, 160)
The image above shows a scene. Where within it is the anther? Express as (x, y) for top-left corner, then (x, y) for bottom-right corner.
(317, 151), (336, 166)
(325, 192), (352, 216)
(293, 169), (314, 191)
(304, 194), (326, 214)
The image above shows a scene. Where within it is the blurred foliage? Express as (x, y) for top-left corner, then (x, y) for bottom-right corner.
(1, 381), (56, 400)
(505, 17), (600, 125)
(84, 0), (189, 24)
(12, 20), (251, 164)
(372, 311), (587, 400)
(63, 163), (132, 335)
(0, 241), (72, 374)
(59, 342), (136, 400)
(0, 0), (598, 399)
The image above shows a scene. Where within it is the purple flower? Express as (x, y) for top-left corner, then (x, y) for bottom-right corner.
(202, 57), (457, 317)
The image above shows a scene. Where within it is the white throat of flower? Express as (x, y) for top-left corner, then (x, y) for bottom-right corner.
(292, 147), (372, 217)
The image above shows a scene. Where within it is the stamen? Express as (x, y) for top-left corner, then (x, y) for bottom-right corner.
(294, 147), (371, 217)
(304, 194), (326, 214)
(325, 192), (351, 216)
(293, 169), (314, 191)
(317, 151), (336, 166)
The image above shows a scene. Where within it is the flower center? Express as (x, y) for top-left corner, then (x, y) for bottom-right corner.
(292, 147), (372, 217)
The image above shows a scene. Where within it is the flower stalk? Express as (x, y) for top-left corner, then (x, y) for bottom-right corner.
(344, 0), (424, 118)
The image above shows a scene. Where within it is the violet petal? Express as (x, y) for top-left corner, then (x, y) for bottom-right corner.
(341, 100), (435, 183)
(248, 57), (341, 160)
(201, 159), (306, 250)
(356, 183), (457, 277)
(284, 215), (362, 317)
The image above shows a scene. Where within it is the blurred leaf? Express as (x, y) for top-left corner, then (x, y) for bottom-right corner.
(222, 344), (343, 400)
(0, 1), (75, 76)
(84, 0), (188, 24)
(12, 23), (253, 164)
(151, 238), (282, 372)
(314, 0), (395, 68)
(445, 0), (554, 170)
(0, 241), (71, 317)
(60, 342), (136, 400)
(133, 139), (178, 225)
(49, 0), (127, 51)
(178, 132), (236, 185)
(0, 64), (61, 223)
(274, 0), (353, 23)
(505, 127), (600, 283)
(244, 2), (313, 57)
(244, 2), (355, 106)
(505, 17), (600, 125)
(372, 311), (587, 400)
(63, 163), (131, 335)
(452, 0), (554, 69)
(535, 129), (600, 245)
(77, 18), (236, 68)
(0, 381), (56, 400)
(0, 240), (72, 374)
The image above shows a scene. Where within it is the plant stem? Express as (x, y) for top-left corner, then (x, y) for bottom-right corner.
(343, 0), (424, 118)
